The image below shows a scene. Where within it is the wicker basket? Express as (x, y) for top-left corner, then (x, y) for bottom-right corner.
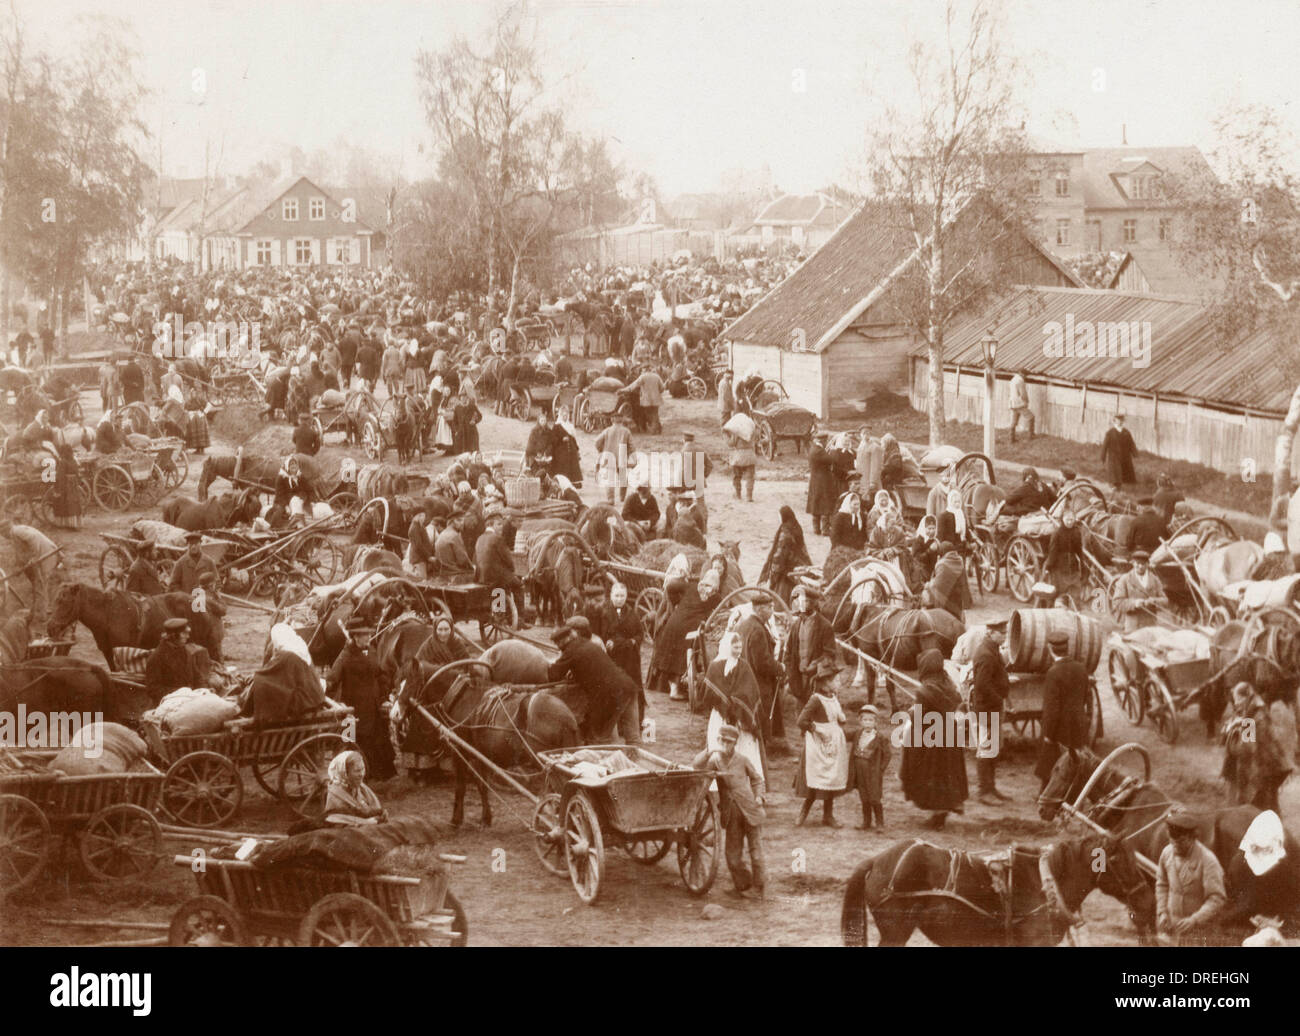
(505, 476), (541, 508)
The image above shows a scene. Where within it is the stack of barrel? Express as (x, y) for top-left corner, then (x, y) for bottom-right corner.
(1006, 608), (1104, 673)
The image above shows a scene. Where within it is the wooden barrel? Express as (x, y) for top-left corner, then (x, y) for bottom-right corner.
(1007, 609), (1104, 673)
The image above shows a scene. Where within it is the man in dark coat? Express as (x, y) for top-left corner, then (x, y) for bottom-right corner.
(782, 586), (835, 705)
(548, 619), (639, 743)
(475, 513), (527, 627)
(971, 621), (1010, 804)
(125, 541), (166, 595)
(169, 532), (219, 593)
(922, 543), (967, 621)
(120, 357), (145, 405)
(144, 618), (211, 700)
(338, 324), (360, 388)
(327, 618), (396, 780)
(1100, 413), (1138, 488)
(806, 433), (838, 535)
(292, 414), (321, 456)
(1002, 468), (1055, 516)
(1035, 631), (1092, 788)
(524, 412), (557, 475)
(592, 581), (644, 727)
(738, 596), (786, 752)
(622, 484), (660, 538)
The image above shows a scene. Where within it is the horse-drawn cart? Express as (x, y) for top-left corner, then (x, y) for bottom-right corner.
(744, 383), (816, 460)
(573, 386), (633, 433)
(0, 748), (165, 892)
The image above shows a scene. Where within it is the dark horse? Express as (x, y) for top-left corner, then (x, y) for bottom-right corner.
(396, 657), (579, 827)
(162, 488), (261, 531)
(197, 452), (282, 500)
(840, 832), (1155, 946)
(0, 656), (154, 729)
(48, 583), (224, 670)
(1038, 745), (1300, 936)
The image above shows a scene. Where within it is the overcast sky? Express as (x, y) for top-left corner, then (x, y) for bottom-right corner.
(18, 0), (1300, 196)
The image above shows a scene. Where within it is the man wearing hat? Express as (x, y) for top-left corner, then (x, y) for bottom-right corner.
(1001, 468), (1054, 516)
(670, 491), (707, 550)
(737, 596), (786, 753)
(805, 432), (837, 535)
(782, 585), (836, 705)
(678, 431), (713, 495)
(621, 482), (661, 539)
(693, 723), (766, 898)
(475, 512), (528, 629)
(169, 532), (219, 594)
(125, 540), (165, 595)
(548, 618), (639, 743)
(327, 616), (396, 780)
(1156, 805), (1226, 945)
(1034, 630), (1092, 789)
(971, 620), (1010, 804)
(144, 617), (210, 700)
(1110, 549), (1167, 632)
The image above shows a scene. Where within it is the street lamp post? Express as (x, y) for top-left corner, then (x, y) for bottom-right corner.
(980, 332), (998, 461)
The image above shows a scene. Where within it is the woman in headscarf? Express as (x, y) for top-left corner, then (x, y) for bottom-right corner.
(650, 568), (722, 700)
(704, 631), (765, 777)
(388, 616), (469, 779)
(794, 658), (849, 827)
(868, 506), (907, 551)
(50, 442), (82, 530)
(550, 403), (583, 488)
(899, 648), (968, 829)
(866, 488), (897, 531)
(450, 387), (482, 455)
(324, 750), (388, 825)
(829, 492), (867, 551)
(879, 432), (905, 490)
(1043, 507), (1086, 597)
(935, 488), (968, 550)
(759, 505), (811, 606)
(910, 513), (941, 586)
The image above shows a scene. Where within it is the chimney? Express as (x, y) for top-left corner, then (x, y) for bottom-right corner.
(1121, 124), (1128, 146)
(279, 156), (293, 180)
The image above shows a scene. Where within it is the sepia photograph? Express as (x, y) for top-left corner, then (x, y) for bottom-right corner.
(0, 0), (1294, 1007)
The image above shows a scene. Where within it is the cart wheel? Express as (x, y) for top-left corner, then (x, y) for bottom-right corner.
(37, 487), (58, 529)
(479, 618), (511, 645)
(0, 793), (50, 894)
(625, 836), (672, 865)
(531, 792), (566, 876)
(98, 545), (133, 590)
(78, 803), (162, 882)
(169, 895), (247, 946)
(686, 376), (706, 400)
(754, 418), (775, 461)
(93, 463), (135, 511)
(361, 418), (382, 460)
(634, 586), (665, 631)
(562, 792), (605, 905)
(677, 793), (720, 896)
(298, 892), (401, 946)
(1144, 675), (1179, 744)
(328, 491), (360, 516)
(974, 538), (1000, 594)
(249, 757), (281, 797)
(295, 533), (341, 584)
(279, 733), (346, 819)
(165, 446), (189, 491)
(509, 398), (527, 421)
(1087, 679), (1104, 747)
(442, 890), (468, 947)
(162, 751), (243, 828)
(1004, 537), (1043, 603)
(1108, 649), (1145, 725)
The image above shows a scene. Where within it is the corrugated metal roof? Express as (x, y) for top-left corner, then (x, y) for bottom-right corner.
(913, 285), (1295, 412)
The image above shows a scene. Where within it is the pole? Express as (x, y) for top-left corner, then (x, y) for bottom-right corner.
(983, 362), (996, 461)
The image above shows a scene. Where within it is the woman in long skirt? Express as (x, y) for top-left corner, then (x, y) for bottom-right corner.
(794, 659), (850, 826)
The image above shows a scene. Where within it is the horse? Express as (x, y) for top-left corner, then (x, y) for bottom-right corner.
(48, 583), (224, 670)
(396, 657), (580, 827)
(197, 452), (281, 499)
(392, 395), (418, 464)
(840, 832), (1155, 946)
(162, 488), (260, 531)
(0, 656), (153, 729)
(1038, 746), (1300, 936)
(526, 531), (585, 626)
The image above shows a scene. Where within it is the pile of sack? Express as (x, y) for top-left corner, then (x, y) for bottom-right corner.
(145, 687), (240, 736)
(50, 722), (149, 776)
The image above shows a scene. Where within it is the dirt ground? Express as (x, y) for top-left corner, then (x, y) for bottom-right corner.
(2, 377), (1291, 947)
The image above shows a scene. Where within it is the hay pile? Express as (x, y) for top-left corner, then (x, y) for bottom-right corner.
(633, 539), (706, 574)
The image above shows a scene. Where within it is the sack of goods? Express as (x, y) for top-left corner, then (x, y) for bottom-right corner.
(722, 412), (756, 442)
(49, 721), (149, 776)
(148, 686), (240, 736)
(318, 388), (346, 408)
(920, 444), (965, 470)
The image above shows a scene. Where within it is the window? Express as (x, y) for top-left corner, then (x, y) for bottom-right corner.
(1086, 218), (1102, 249)
(334, 238), (352, 264)
(1158, 217), (1171, 242)
(310, 198), (325, 221)
(255, 241), (272, 265)
(1054, 172), (1069, 197)
(282, 198), (298, 221)
(1055, 218), (1070, 246)
(1123, 219), (1137, 243)
(295, 239), (312, 265)
(1027, 177), (1040, 197)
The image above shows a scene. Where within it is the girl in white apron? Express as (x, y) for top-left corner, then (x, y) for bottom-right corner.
(794, 659), (850, 827)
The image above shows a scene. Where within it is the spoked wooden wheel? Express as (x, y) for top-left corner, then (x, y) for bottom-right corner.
(250, 758), (281, 797)
(361, 418), (382, 460)
(531, 792), (566, 876)
(297, 892), (400, 946)
(0, 794), (51, 894)
(161, 751), (243, 828)
(974, 538), (1000, 593)
(169, 895), (246, 946)
(278, 733), (346, 819)
(295, 533), (341, 584)
(686, 376), (707, 400)
(1108, 649), (1145, 725)
(164, 446), (189, 491)
(1170, 515), (1237, 551)
(328, 491), (360, 516)
(1144, 675), (1179, 744)
(78, 803), (162, 882)
(93, 463), (135, 511)
(1004, 537), (1043, 603)
(562, 792), (605, 904)
(677, 793), (720, 896)
(98, 545), (133, 590)
(753, 418), (775, 461)
(625, 836), (672, 865)
(634, 586), (665, 631)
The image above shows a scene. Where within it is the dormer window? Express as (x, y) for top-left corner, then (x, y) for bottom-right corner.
(1054, 172), (1069, 197)
(282, 198), (298, 221)
(310, 197), (325, 220)
(1130, 174), (1157, 200)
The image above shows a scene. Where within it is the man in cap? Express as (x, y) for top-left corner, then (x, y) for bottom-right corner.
(327, 617), (396, 779)
(1156, 806), (1226, 945)
(125, 540), (166, 595)
(670, 490), (707, 549)
(850, 704), (890, 830)
(806, 432), (837, 535)
(548, 618), (639, 743)
(624, 364), (663, 434)
(524, 411), (556, 477)
(475, 512), (528, 629)
(971, 620), (1011, 804)
(169, 531), (219, 594)
(1110, 550), (1167, 632)
(737, 596), (786, 753)
(621, 481), (661, 538)
(678, 431), (713, 495)
(0, 518), (58, 629)
(782, 585), (835, 705)
(292, 412), (321, 456)
(1034, 631), (1092, 789)
(1002, 468), (1055, 516)
(193, 570), (227, 663)
(434, 516), (474, 579)
(144, 617), (210, 700)
(693, 723), (766, 898)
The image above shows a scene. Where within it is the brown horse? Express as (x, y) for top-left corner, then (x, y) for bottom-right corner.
(162, 488), (260, 531)
(0, 656), (153, 729)
(396, 657), (580, 827)
(197, 452), (281, 500)
(840, 832), (1155, 946)
(48, 583), (224, 670)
